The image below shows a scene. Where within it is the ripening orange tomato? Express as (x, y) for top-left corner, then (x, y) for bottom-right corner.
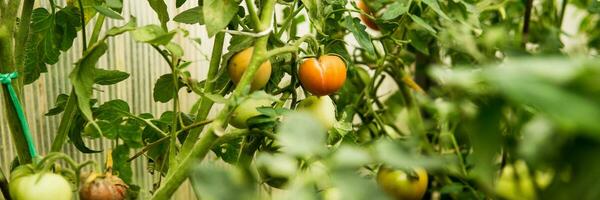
(298, 55), (347, 96)
(228, 47), (272, 91)
(357, 0), (379, 30)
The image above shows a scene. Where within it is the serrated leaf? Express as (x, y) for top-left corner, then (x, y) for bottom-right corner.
(69, 113), (102, 153)
(106, 18), (137, 36)
(70, 42), (108, 135)
(203, 0), (240, 37)
(112, 145), (133, 184)
(132, 25), (176, 45)
(153, 74), (184, 102)
(409, 14), (437, 34)
(106, 0), (123, 10)
(55, 6), (81, 50)
(46, 94), (70, 116)
(94, 68), (130, 85)
(30, 8), (52, 32)
(342, 16), (375, 56)
(165, 42), (184, 57)
(174, 6), (204, 24)
(380, 0), (411, 20)
(93, 5), (124, 19)
(421, 0), (450, 20)
(70, 0), (99, 23)
(118, 121), (144, 148)
(147, 0), (170, 30)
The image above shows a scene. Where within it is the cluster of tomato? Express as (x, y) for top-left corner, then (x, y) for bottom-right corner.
(8, 154), (128, 200)
(226, 1), (429, 196)
(227, 47), (346, 129)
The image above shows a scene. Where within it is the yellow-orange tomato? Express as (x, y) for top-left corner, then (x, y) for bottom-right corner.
(358, 0), (379, 30)
(298, 55), (347, 96)
(377, 167), (428, 200)
(228, 47), (272, 91)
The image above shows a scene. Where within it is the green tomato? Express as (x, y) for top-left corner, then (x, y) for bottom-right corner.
(376, 167), (428, 200)
(297, 96), (337, 129)
(230, 97), (272, 128)
(9, 172), (73, 200)
(496, 160), (536, 200)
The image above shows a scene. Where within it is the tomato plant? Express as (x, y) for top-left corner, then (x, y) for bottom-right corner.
(2, 0), (600, 199)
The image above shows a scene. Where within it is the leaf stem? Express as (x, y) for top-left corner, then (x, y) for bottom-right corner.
(244, 0), (262, 29)
(88, 14), (106, 48)
(77, 0), (88, 51)
(522, 0), (533, 47)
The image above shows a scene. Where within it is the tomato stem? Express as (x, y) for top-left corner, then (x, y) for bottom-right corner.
(150, 1), (277, 198)
(178, 32), (226, 161)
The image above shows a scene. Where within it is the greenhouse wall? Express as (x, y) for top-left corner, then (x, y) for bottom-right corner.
(0, 0), (212, 198)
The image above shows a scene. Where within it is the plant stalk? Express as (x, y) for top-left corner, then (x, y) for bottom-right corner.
(0, 0), (33, 164)
(150, 1), (277, 198)
(178, 31), (226, 160)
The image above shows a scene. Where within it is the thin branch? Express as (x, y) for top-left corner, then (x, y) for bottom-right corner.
(522, 0), (534, 47)
(127, 119), (214, 162)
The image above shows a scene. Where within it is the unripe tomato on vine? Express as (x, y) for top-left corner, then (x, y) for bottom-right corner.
(9, 171), (73, 200)
(357, 0), (379, 30)
(228, 47), (272, 91)
(297, 95), (337, 129)
(376, 167), (428, 200)
(229, 95), (273, 129)
(298, 55), (347, 96)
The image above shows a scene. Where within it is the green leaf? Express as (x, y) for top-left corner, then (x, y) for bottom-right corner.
(93, 5), (124, 19)
(190, 164), (257, 200)
(106, 0), (123, 11)
(94, 68), (130, 85)
(46, 94), (70, 116)
(203, 0), (240, 37)
(277, 112), (327, 157)
(174, 6), (204, 24)
(153, 74), (184, 103)
(409, 14), (437, 34)
(131, 25), (176, 45)
(106, 18), (137, 36)
(112, 145), (133, 184)
(380, 0), (411, 20)
(176, 0), (187, 8)
(69, 113), (102, 153)
(96, 99), (130, 120)
(30, 8), (52, 32)
(70, 42), (108, 135)
(165, 42), (184, 57)
(342, 16), (375, 56)
(84, 120), (118, 139)
(70, 0), (99, 23)
(118, 120), (144, 148)
(55, 6), (81, 50)
(421, 0), (450, 20)
(147, 0), (170, 30)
